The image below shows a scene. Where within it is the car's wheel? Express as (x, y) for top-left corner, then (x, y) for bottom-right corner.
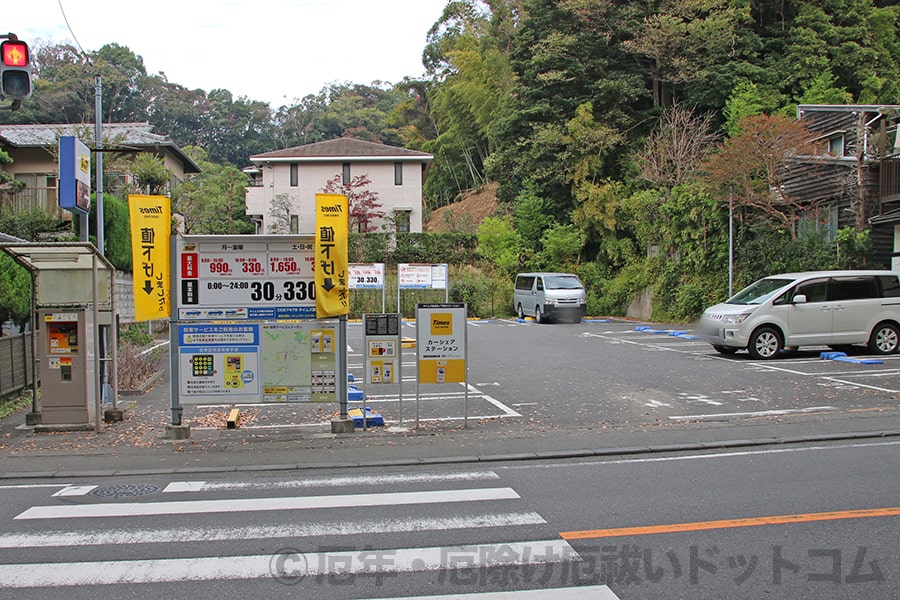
(713, 345), (738, 355)
(748, 327), (782, 360)
(534, 306), (543, 324)
(868, 322), (900, 355)
(517, 304), (525, 320)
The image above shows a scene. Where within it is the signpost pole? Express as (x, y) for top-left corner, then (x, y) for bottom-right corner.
(337, 314), (348, 421)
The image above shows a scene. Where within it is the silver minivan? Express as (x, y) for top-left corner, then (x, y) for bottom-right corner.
(699, 270), (900, 359)
(514, 272), (587, 323)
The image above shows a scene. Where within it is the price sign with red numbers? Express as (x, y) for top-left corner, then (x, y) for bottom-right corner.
(175, 235), (317, 320)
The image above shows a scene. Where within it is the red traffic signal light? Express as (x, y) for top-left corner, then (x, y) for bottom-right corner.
(1, 39), (32, 100)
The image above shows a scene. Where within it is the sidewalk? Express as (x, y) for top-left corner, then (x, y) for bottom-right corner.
(2, 377), (900, 479)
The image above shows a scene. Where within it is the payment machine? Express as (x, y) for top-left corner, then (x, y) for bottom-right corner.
(38, 308), (96, 425)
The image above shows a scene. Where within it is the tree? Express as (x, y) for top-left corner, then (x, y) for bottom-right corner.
(476, 215), (522, 275)
(0, 210), (63, 330)
(173, 146), (254, 234)
(130, 153), (171, 195)
(268, 193), (298, 233)
(321, 174), (385, 233)
(622, 0), (746, 108)
(635, 102), (718, 198)
(701, 113), (818, 237)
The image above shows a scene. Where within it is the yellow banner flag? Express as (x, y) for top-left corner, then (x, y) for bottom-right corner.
(315, 193), (349, 318)
(128, 195), (171, 321)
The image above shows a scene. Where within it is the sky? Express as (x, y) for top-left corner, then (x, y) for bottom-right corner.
(3, 0), (450, 108)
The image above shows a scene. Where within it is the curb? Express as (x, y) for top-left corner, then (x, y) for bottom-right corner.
(2, 429), (897, 480)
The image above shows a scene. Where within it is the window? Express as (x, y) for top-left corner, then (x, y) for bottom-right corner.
(342, 163), (350, 185)
(290, 164), (298, 187)
(515, 276), (534, 291)
(878, 275), (900, 298)
(827, 134), (844, 157)
(394, 162), (403, 186)
(793, 279), (829, 303)
(290, 215), (299, 234)
(797, 204), (837, 243)
(393, 209), (411, 233)
(832, 277), (876, 301)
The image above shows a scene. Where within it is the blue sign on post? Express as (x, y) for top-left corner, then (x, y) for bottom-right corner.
(59, 136), (91, 214)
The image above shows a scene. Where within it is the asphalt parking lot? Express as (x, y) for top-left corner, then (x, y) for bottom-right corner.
(342, 318), (900, 430)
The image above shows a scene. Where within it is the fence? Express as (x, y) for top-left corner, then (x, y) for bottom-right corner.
(0, 332), (35, 400)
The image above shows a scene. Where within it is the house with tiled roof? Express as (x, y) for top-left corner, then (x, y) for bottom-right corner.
(245, 137), (433, 234)
(0, 122), (200, 219)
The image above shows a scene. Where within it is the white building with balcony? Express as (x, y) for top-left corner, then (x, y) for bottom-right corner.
(245, 137), (432, 234)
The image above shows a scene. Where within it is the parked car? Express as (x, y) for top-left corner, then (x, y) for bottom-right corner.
(699, 270), (900, 359)
(514, 272), (587, 324)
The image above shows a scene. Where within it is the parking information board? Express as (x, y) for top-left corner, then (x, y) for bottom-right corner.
(175, 235), (316, 320)
(363, 313), (401, 384)
(172, 234), (337, 405)
(349, 263), (385, 289)
(398, 263), (448, 289)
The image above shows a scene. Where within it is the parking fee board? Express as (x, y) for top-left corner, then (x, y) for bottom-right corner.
(172, 235), (338, 405)
(176, 235), (316, 320)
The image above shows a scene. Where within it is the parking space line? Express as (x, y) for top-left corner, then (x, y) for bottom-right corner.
(822, 377), (900, 394)
(668, 406), (838, 421)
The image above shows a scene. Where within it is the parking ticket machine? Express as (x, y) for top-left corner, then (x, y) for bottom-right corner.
(38, 308), (96, 425)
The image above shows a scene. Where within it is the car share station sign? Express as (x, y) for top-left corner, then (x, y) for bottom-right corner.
(176, 235), (316, 320)
(171, 234), (338, 406)
(415, 303), (469, 427)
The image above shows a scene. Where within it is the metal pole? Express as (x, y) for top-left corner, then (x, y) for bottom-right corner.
(169, 234), (181, 426)
(29, 272), (38, 414)
(729, 192), (734, 297)
(92, 254), (101, 433)
(337, 315), (348, 420)
(94, 74), (104, 255)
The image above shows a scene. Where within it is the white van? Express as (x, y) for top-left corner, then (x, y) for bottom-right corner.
(699, 270), (900, 359)
(514, 272), (587, 323)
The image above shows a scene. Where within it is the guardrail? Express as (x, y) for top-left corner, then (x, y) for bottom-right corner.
(0, 332), (35, 400)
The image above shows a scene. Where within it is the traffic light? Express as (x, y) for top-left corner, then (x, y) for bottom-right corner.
(1, 39), (32, 100)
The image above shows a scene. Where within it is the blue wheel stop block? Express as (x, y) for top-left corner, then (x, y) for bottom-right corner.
(349, 407), (384, 427)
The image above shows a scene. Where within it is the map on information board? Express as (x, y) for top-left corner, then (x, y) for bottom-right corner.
(262, 323), (312, 402)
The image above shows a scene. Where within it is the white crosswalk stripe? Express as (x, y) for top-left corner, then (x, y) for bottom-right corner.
(0, 470), (619, 598)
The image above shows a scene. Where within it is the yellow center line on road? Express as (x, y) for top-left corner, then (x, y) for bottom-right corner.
(559, 507), (900, 540)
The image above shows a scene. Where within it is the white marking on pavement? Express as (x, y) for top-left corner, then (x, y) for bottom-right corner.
(52, 485), (97, 497)
(668, 406), (838, 421)
(15, 487), (520, 520)
(502, 440), (900, 471)
(367, 585), (621, 599)
(822, 377), (900, 393)
(163, 471), (500, 493)
(0, 539), (577, 588)
(0, 512), (547, 548)
(0, 484), (71, 490)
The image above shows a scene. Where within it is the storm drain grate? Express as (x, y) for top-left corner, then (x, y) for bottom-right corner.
(89, 484), (161, 498)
